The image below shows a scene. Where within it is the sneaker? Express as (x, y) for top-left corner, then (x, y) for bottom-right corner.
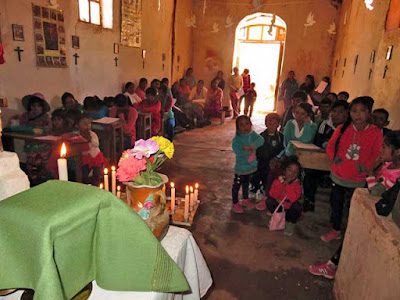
(308, 261), (337, 279)
(232, 202), (244, 213)
(284, 223), (295, 236)
(241, 199), (255, 209)
(320, 229), (342, 242)
(256, 198), (267, 211)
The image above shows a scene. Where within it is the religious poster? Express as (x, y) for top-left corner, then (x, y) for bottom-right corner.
(121, 0), (142, 48)
(32, 4), (67, 68)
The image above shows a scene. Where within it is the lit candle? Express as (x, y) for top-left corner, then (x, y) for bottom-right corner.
(170, 182), (176, 214)
(111, 166), (116, 194)
(57, 143), (68, 181)
(117, 186), (121, 198)
(194, 183), (199, 203)
(99, 183), (104, 189)
(104, 168), (109, 191)
(189, 186), (194, 211)
(184, 185), (189, 222)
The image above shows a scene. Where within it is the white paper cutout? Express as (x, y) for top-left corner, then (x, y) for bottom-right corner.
(211, 22), (220, 33)
(365, 0), (374, 10)
(225, 15), (234, 28)
(203, 0), (207, 15)
(158, 0), (161, 11)
(327, 22), (336, 35)
(186, 14), (197, 28)
(304, 12), (316, 27)
(250, 0), (264, 12)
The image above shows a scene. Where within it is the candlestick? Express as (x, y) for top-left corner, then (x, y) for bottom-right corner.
(189, 186), (194, 211)
(111, 166), (116, 195)
(170, 182), (176, 214)
(104, 168), (109, 191)
(99, 183), (104, 189)
(117, 186), (121, 198)
(184, 185), (189, 222)
(57, 143), (68, 181)
(194, 183), (199, 203)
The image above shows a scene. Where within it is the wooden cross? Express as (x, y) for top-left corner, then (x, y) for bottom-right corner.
(368, 68), (373, 80)
(73, 53), (79, 65)
(114, 57), (118, 67)
(383, 65), (388, 79)
(14, 47), (24, 62)
(353, 55), (358, 74)
(142, 60), (145, 69)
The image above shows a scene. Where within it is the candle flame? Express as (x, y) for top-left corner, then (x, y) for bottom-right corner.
(60, 143), (67, 158)
(104, 168), (108, 175)
(190, 186), (194, 192)
(117, 186), (121, 191)
(171, 182), (175, 188)
(195, 183), (199, 189)
(185, 185), (189, 194)
(100, 183), (104, 189)
(111, 166), (116, 171)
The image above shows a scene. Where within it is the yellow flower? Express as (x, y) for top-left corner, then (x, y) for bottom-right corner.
(152, 136), (174, 159)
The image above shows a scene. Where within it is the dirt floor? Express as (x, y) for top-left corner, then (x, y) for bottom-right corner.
(160, 114), (340, 300)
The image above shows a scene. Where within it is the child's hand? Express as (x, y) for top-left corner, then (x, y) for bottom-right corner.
(369, 157), (383, 177)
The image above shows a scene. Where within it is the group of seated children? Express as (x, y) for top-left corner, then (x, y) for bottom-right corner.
(231, 89), (399, 242)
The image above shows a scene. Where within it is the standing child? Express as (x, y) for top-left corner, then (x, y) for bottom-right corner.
(232, 116), (264, 213)
(280, 91), (308, 131)
(266, 157), (302, 236)
(321, 97), (383, 242)
(78, 114), (107, 185)
(371, 108), (391, 135)
(141, 87), (162, 136)
(314, 98), (332, 127)
(240, 82), (257, 118)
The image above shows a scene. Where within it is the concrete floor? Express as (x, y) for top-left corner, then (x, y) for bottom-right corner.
(160, 115), (340, 300)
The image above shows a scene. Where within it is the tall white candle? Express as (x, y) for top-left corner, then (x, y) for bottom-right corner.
(194, 183), (199, 203)
(189, 186), (194, 211)
(170, 182), (176, 214)
(184, 185), (189, 222)
(117, 186), (121, 198)
(111, 166), (116, 194)
(104, 168), (109, 191)
(57, 143), (68, 181)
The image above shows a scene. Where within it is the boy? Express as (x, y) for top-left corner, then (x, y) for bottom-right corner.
(372, 108), (391, 135)
(303, 100), (349, 212)
(337, 91), (349, 101)
(140, 87), (162, 136)
(315, 98), (332, 127)
(280, 90), (308, 131)
(250, 113), (285, 208)
(241, 82), (257, 117)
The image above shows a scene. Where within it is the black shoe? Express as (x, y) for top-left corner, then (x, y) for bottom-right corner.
(303, 201), (315, 212)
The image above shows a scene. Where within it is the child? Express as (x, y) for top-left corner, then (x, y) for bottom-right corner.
(283, 103), (318, 157)
(232, 115), (264, 213)
(159, 85), (175, 141)
(205, 78), (223, 120)
(326, 92), (338, 103)
(83, 96), (109, 120)
(78, 114), (107, 185)
(51, 109), (69, 136)
(124, 82), (142, 107)
(135, 78), (148, 101)
(241, 82), (257, 118)
(141, 87), (162, 136)
(367, 130), (400, 196)
(266, 157), (302, 236)
(303, 100), (349, 212)
(280, 90), (308, 130)
(61, 92), (83, 111)
(314, 98), (332, 127)
(321, 97), (383, 242)
(65, 108), (82, 132)
(251, 113), (285, 207)
(109, 94), (138, 148)
(371, 108), (391, 135)
(337, 91), (349, 101)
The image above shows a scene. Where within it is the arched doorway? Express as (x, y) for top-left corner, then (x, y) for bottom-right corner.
(232, 13), (287, 113)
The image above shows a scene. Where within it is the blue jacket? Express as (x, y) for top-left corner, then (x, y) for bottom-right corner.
(232, 131), (264, 175)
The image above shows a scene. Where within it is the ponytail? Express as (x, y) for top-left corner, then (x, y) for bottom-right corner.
(334, 117), (351, 158)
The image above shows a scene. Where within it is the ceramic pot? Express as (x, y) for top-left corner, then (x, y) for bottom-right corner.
(124, 174), (169, 240)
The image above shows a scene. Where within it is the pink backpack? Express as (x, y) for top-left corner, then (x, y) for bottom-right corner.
(269, 198), (286, 231)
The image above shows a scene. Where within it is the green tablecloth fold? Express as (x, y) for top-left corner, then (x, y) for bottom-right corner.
(0, 180), (189, 299)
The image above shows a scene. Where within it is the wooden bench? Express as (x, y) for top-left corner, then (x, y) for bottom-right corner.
(136, 112), (152, 140)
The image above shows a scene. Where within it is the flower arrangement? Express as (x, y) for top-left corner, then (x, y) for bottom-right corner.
(116, 136), (174, 186)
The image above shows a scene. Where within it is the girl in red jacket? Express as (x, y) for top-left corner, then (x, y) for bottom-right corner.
(266, 157), (302, 236)
(321, 97), (383, 243)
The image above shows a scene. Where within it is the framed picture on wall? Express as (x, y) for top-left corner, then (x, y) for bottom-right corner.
(114, 43), (119, 54)
(72, 35), (80, 49)
(12, 24), (25, 41)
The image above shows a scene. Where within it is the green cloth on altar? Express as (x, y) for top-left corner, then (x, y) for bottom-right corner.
(0, 181), (189, 299)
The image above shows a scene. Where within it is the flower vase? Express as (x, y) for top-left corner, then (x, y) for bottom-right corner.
(123, 173), (170, 240)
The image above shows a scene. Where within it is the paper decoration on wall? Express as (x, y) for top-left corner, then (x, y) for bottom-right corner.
(327, 22), (336, 35)
(225, 15), (234, 28)
(365, 0), (374, 10)
(32, 4), (67, 68)
(121, 0), (142, 48)
(211, 23), (220, 33)
(203, 0), (207, 15)
(186, 15), (197, 28)
(250, 0), (264, 12)
(304, 12), (316, 27)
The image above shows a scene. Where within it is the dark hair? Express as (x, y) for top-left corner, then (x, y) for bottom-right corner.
(282, 156), (301, 177)
(334, 96), (374, 157)
(292, 90), (307, 102)
(151, 79), (160, 85)
(211, 78), (219, 86)
(306, 74), (315, 87)
(139, 78), (148, 85)
(65, 108), (82, 127)
(159, 84), (168, 95)
(198, 80), (204, 84)
(235, 115), (252, 134)
(103, 96), (115, 107)
(52, 108), (65, 119)
(114, 94), (129, 107)
(146, 87), (157, 97)
(28, 96), (46, 111)
(320, 98), (333, 106)
(77, 112), (91, 124)
(331, 100), (349, 110)
(83, 96), (100, 111)
(322, 76), (330, 83)
(296, 102), (313, 117)
(161, 78), (169, 84)
(186, 67), (193, 74)
(217, 70), (223, 76)
(265, 112), (281, 123)
(384, 130), (400, 152)
(61, 92), (74, 106)
(179, 78), (186, 83)
(288, 70), (295, 74)
(327, 92), (338, 101)
(124, 82), (134, 91)
(338, 91), (350, 99)
(373, 108), (389, 121)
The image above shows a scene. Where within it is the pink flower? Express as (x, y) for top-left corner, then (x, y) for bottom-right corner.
(116, 156), (147, 182)
(144, 202), (154, 209)
(131, 139), (160, 159)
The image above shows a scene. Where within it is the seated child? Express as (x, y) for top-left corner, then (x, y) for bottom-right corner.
(205, 78), (223, 120)
(61, 92), (83, 111)
(78, 114), (107, 185)
(266, 157), (302, 236)
(135, 78), (148, 101)
(124, 82), (142, 108)
(109, 94), (138, 148)
(232, 115), (264, 213)
(65, 108), (82, 132)
(283, 103), (318, 157)
(249, 113), (284, 206)
(371, 108), (391, 135)
(159, 85), (175, 141)
(240, 82), (257, 118)
(280, 90), (308, 131)
(83, 96), (109, 120)
(140, 87), (162, 136)
(314, 97), (332, 127)
(51, 109), (69, 136)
